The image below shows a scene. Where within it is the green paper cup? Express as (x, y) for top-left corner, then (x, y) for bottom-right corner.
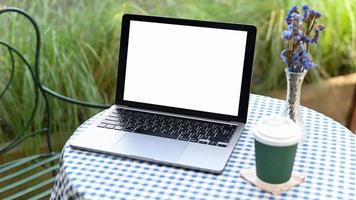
(253, 116), (301, 184)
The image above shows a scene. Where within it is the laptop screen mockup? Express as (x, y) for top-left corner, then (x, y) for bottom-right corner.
(123, 21), (248, 117)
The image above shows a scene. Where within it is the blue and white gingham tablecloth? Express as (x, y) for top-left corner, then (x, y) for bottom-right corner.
(51, 94), (356, 199)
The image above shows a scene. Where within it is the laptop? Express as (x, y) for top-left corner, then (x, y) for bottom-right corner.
(70, 14), (256, 174)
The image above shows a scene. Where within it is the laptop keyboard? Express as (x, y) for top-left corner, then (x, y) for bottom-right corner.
(97, 108), (237, 147)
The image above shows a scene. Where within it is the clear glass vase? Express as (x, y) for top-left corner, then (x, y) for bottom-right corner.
(281, 68), (307, 141)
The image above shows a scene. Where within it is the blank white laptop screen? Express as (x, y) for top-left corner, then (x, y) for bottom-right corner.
(123, 21), (247, 116)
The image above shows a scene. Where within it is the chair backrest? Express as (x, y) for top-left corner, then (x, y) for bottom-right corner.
(0, 7), (110, 156)
(0, 7), (52, 156)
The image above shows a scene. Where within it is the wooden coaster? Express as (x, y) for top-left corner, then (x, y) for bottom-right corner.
(240, 168), (305, 195)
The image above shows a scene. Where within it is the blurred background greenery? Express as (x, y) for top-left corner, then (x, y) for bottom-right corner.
(1, 0), (355, 155)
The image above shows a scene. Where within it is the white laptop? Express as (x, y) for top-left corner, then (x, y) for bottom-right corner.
(70, 14), (256, 174)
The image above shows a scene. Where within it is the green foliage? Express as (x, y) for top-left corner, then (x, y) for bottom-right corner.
(0, 0), (355, 153)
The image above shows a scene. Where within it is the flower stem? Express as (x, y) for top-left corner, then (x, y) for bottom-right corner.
(305, 17), (316, 52)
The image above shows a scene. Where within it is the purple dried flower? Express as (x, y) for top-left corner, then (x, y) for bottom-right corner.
(294, 47), (317, 71)
(293, 52), (299, 62)
(285, 6), (298, 24)
(303, 57), (317, 70)
(314, 12), (321, 18)
(281, 5), (324, 72)
(310, 10), (322, 19)
(280, 49), (288, 64)
(296, 30), (304, 41)
(303, 35), (312, 44)
(296, 42), (306, 54)
(302, 5), (309, 22)
(288, 19), (300, 36)
(291, 13), (300, 20)
(311, 29), (320, 44)
(282, 30), (293, 40)
(289, 6), (298, 14)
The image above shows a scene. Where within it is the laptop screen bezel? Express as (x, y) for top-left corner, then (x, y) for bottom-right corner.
(116, 14), (256, 123)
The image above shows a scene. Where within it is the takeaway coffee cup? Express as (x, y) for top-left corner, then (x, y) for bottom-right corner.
(253, 116), (301, 184)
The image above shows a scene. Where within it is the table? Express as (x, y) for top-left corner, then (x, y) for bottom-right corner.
(51, 94), (356, 199)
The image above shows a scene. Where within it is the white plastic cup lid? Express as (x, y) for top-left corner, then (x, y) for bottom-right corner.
(253, 116), (301, 146)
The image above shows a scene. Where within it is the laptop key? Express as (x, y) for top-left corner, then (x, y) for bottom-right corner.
(198, 139), (208, 144)
(210, 136), (230, 144)
(103, 119), (113, 124)
(208, 140), (218, 146)
(123, 125), (135, 132)
(114, 125), (123, 130)
(105, 118), (118, 122)
(189, 133), (198, 139)
(178, 135), (189, 141)
(217, 143), (228, 147)
(156, 132), (179, 139)
(97, 122), (107, 128)
(218, 138), (230, 144)
(198, 134), (209, 140)
(135, 127), (178, 139)
(108, 114), (119, 118)
(105, 124), (115, 129)
(189, 137), (199, 143)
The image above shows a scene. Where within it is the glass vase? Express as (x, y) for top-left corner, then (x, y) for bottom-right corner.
(281, 68), (307, 141)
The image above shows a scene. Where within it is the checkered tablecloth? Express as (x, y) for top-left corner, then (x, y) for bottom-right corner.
(51, 94), (356, 200)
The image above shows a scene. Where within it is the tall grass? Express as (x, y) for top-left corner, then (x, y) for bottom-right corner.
(1, 0), (355, 154)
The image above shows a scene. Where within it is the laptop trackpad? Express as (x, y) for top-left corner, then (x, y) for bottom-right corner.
(111, 133), (188, 161)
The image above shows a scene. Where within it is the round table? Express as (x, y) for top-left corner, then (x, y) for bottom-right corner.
(51, 94), (356, 199)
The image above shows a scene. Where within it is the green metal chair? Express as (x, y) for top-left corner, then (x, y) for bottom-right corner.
(0, 7), (109, 199)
